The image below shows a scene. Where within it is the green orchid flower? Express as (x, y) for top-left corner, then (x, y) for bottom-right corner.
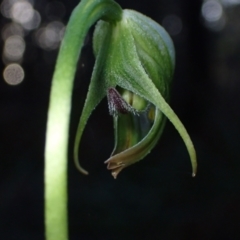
(44, 1), (197, 239)
(74, 10), (197, 178)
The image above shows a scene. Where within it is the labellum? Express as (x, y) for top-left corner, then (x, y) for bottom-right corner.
(107, 87), (138, 116)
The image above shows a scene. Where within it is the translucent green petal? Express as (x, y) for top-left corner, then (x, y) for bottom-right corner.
(73, 23), (115, 174)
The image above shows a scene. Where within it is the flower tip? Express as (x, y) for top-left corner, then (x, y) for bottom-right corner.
(104, 158), (125, 178)
(191, 158), (197, 177)
(80, 168), (89, 175)
(75, 162), (89, 175)
(110, 167), (122, 179)
(112, 171), (118, 179)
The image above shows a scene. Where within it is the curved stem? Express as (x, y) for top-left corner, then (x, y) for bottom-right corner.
(44, 1), (122, 240)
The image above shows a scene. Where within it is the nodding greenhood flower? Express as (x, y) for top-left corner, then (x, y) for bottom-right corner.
(44, 2), (197, 239)
(74, 10), (197, 179)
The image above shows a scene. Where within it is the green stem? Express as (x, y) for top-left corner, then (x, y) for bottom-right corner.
(44, 1), (122, 240)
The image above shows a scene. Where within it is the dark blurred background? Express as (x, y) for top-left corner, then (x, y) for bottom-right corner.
(1, 0), (240, 239)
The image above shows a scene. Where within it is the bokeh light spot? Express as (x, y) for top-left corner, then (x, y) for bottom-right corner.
(1, 0), (16, 19)
(3, 63), (24, 85)
(34, 21), (65, 50)
(202, 0), (226, 31)
(11, 1), (34, 25)
(4, 35), (25, 61)
(1, 22), (24, 41)
(22, 10), (41, 30)
(162, 14), (183, 36)
(202, 0), (223, 22)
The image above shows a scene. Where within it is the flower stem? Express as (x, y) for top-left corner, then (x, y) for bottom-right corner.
(44, 1), (122, 240)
